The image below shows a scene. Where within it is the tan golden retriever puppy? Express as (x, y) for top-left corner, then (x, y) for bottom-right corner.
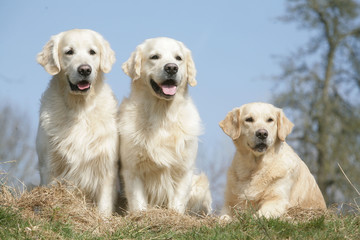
(119, 37), (212, 215)
(219, 102), (326, 219)
(36, 29), (118, 216)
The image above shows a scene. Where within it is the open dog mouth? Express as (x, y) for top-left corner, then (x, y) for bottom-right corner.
(68, 79), (91, 92)
(150, 79), (177, 98)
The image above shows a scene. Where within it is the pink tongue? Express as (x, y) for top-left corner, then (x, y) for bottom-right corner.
(161, 85), (177, 95)
(77, 82), (90, 90)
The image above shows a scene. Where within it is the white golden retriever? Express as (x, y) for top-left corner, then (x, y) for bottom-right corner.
(219, 102), (326, 219)
(36, 29), (118, 216)
(118, 37), (212, 215)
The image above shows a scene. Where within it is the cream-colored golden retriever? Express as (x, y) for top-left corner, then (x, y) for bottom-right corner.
(36, 29), (118, 216)
(118, 37), (212, 215)
(219, 102), (326, 219)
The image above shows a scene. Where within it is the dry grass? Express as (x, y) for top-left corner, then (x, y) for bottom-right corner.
(229, 205), (330, 223)
(1, 183), (118, 235)
(127, 208), (218, 232)
(0, 182), (218, 236)
(284, 206), (329, 222)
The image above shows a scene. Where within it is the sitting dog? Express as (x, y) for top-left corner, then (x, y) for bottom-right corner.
(36, 29), (118, 216)
(118, 37), (212, 215)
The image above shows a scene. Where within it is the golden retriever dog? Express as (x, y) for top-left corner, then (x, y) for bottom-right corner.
(36, 29), (118, 216)
(219, 102), (326, 219)
(118, 37), (212, 215)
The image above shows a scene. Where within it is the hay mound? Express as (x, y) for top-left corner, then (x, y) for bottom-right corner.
(1, 183), (124, 234)
(0, 183), (217, 235)
(1, 183), (333, 236)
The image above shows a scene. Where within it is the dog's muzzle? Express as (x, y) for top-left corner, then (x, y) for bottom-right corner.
(68, 64), (92, 92)
(150, 63), (180, 99)
(252, 129), (269, 152)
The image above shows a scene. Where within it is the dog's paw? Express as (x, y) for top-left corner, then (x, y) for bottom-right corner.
(257, 207), (284, 219)
(219, 214), (232, 223)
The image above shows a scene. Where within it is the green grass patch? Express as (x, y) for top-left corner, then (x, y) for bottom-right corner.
(0, 206), (95, 240)
(3, 206), (359, 240)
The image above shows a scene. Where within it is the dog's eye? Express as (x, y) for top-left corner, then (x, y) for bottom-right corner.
(245, 117), (254, 122)
(89, 49), (96, 55)
(65, 49), (74, 55)
(150, 55), (159, 60)
(175, 56), (182, 61)
(267, 118), (274, 123)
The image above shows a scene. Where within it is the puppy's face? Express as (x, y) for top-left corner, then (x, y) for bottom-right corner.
(122, 37), (197, 100)
(220, 103), (294, 156)
(37, 29), (115, 95)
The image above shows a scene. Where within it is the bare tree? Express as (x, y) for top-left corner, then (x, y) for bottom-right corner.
(273, 0), (360, 204)
(0, 104), (37, 188)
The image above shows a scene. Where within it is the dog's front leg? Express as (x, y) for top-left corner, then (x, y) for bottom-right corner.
(97, 173), (116, 217)
(169, 170), (193, 214)
(123, 170), (147, 212)
(256, 176), (292, 218)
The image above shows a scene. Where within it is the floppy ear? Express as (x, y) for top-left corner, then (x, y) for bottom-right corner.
(185, 47), (197, 87)
(277, 109), (294, 141)
(37, 32), (63, 75)
(122, 45), (142, 81)
(219, 108), (242, 140)
(95, 33), (116, 73)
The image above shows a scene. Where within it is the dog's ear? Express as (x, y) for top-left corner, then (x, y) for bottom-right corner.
(277, 109), (294, 141)
(122, 45), (142, 81)
(186, 49), (197, 87)
(37, 32), (63, 75)
(219, 108), (242, 140)
(179, 41), (197, 87)
(94, 33), (116, 73)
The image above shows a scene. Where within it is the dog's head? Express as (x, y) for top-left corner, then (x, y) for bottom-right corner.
(122, 37), (196, 100)
(219, 103), (294, 156)
(37, 29), (115, 95)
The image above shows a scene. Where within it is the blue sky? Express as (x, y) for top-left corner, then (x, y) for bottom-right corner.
(0, 0), (309, 202)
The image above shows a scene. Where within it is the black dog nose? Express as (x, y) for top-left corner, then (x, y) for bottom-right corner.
(256, 129), (268, 140)
(164, 63), (178, 75)
(78, 64), (92, 76)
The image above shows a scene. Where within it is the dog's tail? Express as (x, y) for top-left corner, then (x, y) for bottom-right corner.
(186, 173), (212, 216)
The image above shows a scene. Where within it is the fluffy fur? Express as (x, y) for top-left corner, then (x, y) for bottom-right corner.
(118, 37), (212, 215)
(36, 29), (118, 216)
(219, 102), (326, 219)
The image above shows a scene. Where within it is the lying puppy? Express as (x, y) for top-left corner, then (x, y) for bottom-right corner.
(36, 29), (118, 216)
(118, 37), (212, 215)
(219, 102), (326, 219)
